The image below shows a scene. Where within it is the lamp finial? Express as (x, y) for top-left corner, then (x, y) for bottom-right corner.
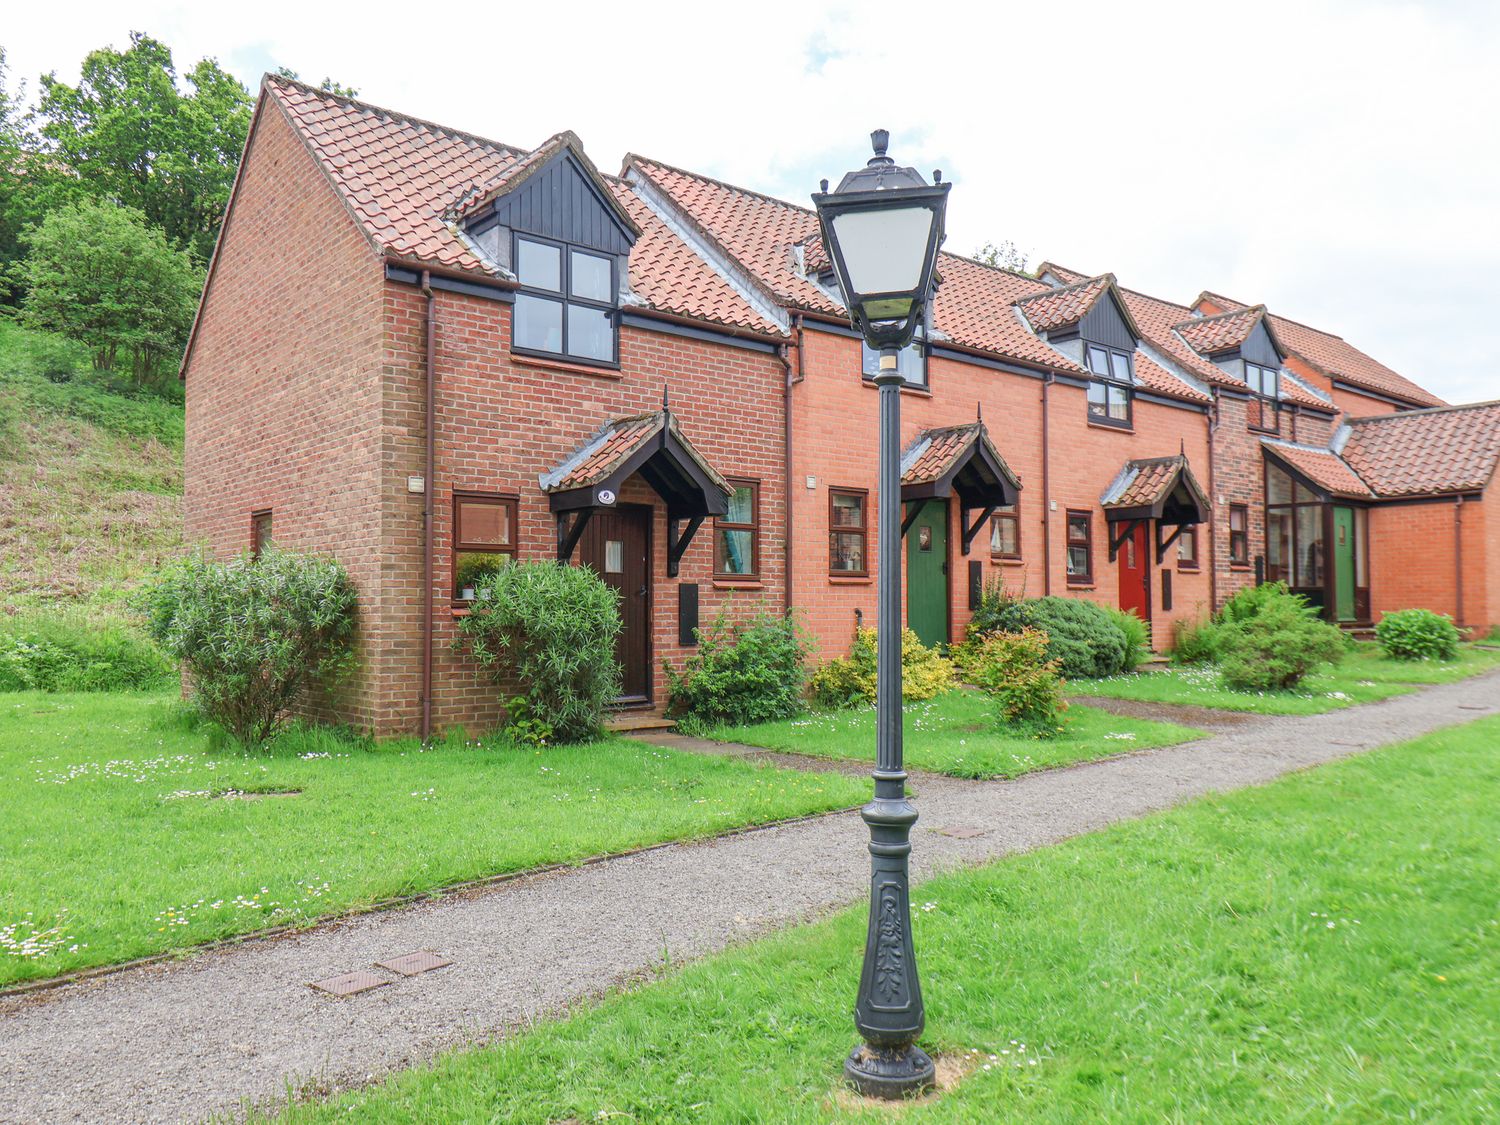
(869, 129), (891, 166)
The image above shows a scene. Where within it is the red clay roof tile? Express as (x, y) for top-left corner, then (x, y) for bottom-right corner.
(1338, 401), (1500, 496)
(1262, 441), (1375, 499)
(1014, 275), (1114, 332)
(1174, 306), (1270, 356)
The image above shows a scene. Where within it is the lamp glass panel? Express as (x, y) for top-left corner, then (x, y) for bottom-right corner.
(830, 205), (935, 297)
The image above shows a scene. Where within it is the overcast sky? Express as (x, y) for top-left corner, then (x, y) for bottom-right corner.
(7, 0), (1498, 405)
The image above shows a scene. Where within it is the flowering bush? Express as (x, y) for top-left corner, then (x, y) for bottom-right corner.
(808, 626), (954, 709)
(143, 549), (358, 747)
(1376, 608), (1460, 661)
(454, 560), (620, 744)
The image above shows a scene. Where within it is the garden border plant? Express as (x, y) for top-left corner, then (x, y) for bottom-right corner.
(665, 606), (812, 731)
(143, 547), (358, 747)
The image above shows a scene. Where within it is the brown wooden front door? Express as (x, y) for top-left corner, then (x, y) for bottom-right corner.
(580, 505), (652, 704)
(1116, 520), (1151, 623)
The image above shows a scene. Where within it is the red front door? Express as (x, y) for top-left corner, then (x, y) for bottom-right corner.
(1117, 521), (1150, 623)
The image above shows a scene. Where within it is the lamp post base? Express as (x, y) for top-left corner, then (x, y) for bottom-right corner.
(844, 1042), (936, 1100)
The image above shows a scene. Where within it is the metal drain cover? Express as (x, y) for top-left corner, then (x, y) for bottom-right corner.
(375, 951), (453, 977)
(309, 970), (390, 997)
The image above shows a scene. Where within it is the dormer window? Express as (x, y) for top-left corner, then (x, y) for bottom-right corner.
(861, 324), (927, 388)
(512, 234), (618, 365)
(1085, 344), (1134, 428)
(1246, 361), (1281, 433)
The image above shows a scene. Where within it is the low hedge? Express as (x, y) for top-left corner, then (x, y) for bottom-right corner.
(1376, 608), (1461, 661)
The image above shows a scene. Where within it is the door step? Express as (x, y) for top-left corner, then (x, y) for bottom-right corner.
(605, 714), (677, 733)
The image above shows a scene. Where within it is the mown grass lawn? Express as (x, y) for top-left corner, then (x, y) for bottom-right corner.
(278, 715), (1500, 1124)
(1069, 642), (1500, 715)
(705, 690), (1203, 779)
(0, 691), (865, 988)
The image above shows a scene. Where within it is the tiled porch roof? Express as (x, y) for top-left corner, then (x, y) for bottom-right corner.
(899, 423), (1011, 486)
(1261, 441), (1375, 499)
(1100, 455), (1209, 518)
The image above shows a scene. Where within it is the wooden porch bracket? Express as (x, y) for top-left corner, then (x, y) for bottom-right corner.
(555, 508), (594, 562)
(1108, 518), (1142, 562)
(899, 503), (923, 540)
(1155, 522), (1187, 564)
(959, 503), (997, 556)
(667, 513), (705, 578)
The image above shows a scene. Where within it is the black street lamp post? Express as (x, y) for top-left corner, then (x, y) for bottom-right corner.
(813, 130), (950, 1100)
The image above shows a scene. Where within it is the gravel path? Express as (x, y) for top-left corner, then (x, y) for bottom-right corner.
(3, 672), (1496, 1124)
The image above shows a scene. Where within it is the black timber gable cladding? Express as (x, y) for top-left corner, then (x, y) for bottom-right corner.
(469, 151), (635, 256)
(1239, 319), (1283, 368)
(1046, 287), (1137, 351)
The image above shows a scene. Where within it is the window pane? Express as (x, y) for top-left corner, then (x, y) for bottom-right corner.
(1067, 545), (1089, 576)
(1296, 505), (1324, 587)
(724, 485), (754, 525)
(716, 529), (754, 575)
(830, 530), (865, 572)
(571, 251), (612, 301)
(458, 499), (510, 546)
(1266, 510), (1291, 583)
(1109, 384), (1130, 419)
(604, 540), (624, 574)
(1088, 381), (1108, 419)
(1229, 507), (1246, 532)
(1294, 480), (1319, 504)
(991, 517), (1017, 556)
(515, 294), (563, 353)
(566, 305), (614, 361)
(454, 551), (508, 600)
(1067, 513), (1089, 542)
(832, 492), (864, 527)
(1110, 350), (1133, 382)
(1087, 346), (1110, 376)
(1267, 464), (1294, 505)
(516, 238), (561, 291)
(1178, 527), (1197, 564)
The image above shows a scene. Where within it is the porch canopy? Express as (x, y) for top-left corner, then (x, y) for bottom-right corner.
(900, 421), (1021, 555)
(1100, 454), (1210, 562)
(540, 408), (731, 576)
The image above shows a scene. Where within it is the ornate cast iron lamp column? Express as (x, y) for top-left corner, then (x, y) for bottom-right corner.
(813, 131), (950, 1100)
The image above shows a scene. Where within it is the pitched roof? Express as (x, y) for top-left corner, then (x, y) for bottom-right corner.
(1261, 441), (1375, 499)
(1184, 290), (1443, 408)
(539, 409), (731, 495)
(1338, 401), (1500, 496)
(1174, 305), (1274, 356)
(1100, 455), (1209, 519)
(1132, 351), (1212, 404)
(901, 422), (1018, 488)
(268, 75), (524, 274)
(1014, 274), (1115, 333)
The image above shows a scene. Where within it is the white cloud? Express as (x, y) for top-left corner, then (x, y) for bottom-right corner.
(7, 0), (1497, 403)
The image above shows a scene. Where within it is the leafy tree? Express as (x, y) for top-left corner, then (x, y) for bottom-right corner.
(273, 67), (359, 98)
(0, 47), (37, 299)
(973, 239), (1031, 274)
(32, 33), (252, 262)
(19, 201), (203, 381)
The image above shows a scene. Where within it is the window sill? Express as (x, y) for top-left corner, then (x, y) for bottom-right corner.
(860, 377), (932, 397)
(1229, 564), (1252, 572)
(509, 351), (622, 380)
(1086, 420), (1134, 434)
(828, 573), (872, 584)
(450, 606), (472, 618)
(1065, 580), (1095, 589)
(712, 578), (764, 590)
(1176, 565), (1201, 573)
(992, 556), (1025, 566)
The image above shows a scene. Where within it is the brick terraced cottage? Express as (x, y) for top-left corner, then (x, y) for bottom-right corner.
(182, 77), (1499, 736)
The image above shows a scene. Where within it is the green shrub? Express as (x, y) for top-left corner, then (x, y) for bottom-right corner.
(962, 628), (1066, 736)
(1376, 608), (1461, 661)
(143, 549), (359, 747)
(809, 626), (955, 709)
(454, 560), (620, 744)
(1171, 618), (1224, 665)
(1219, 600), (1346, 691)
(20, 373), (185, 446)
(968, 589), (1130, 680)
(967, 578), (1037, 636)
(1106, 606), (1149, 671)
(1218, 581), (1317, 626)
(0, 611), (171, 692)
(665, 609), (812, 729)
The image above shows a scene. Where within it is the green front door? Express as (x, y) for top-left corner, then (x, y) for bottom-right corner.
(905, 500), (948, 647)
(1333, 506), (1356, 622)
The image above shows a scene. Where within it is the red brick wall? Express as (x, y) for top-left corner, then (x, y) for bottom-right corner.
(182, 101), (387, 728)
(378, 286), (789, 735)
(788, 326), (1212, 660)
(1369, 498), (1492, 630)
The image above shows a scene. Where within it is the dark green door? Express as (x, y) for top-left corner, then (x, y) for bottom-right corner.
(906, 501), (948, 647)
(1333, 506), (1356, 622)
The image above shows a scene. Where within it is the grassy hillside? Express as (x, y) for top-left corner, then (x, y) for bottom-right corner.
(0, 322), (184, 614)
